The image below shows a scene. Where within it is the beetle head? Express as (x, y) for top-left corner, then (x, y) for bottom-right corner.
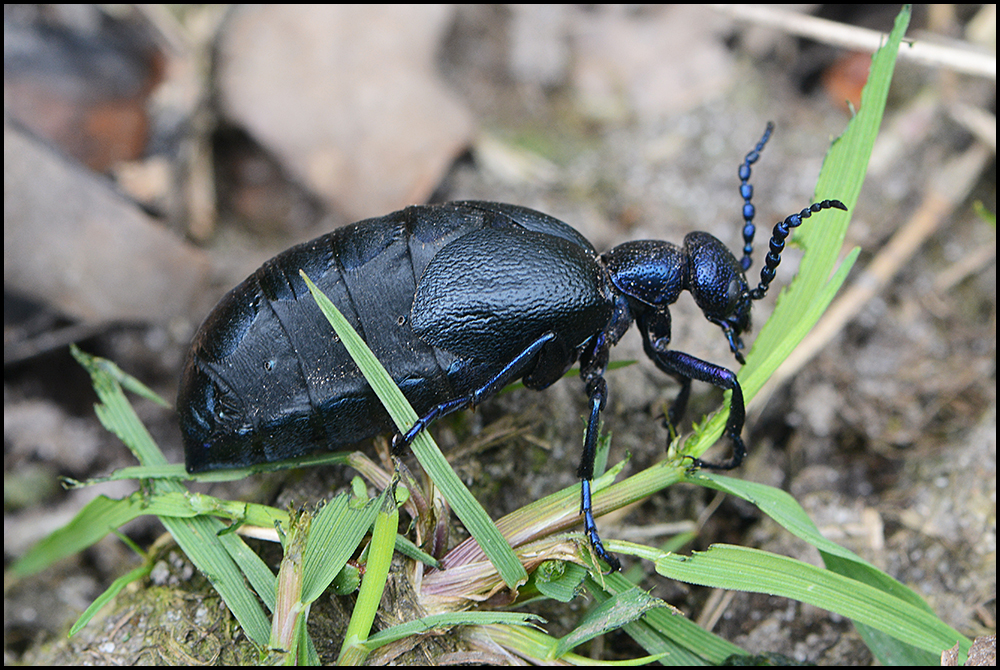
(683, 232), (752, 358)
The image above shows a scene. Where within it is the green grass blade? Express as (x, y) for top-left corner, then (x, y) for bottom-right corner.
(72, 345), (170, 468)
(84, 351), (172, 408)
(654, 544), (970, 659)
(338, 488), (397, 665)
(685, 470), (953, 666)
(301, 271), (527, 589)
(161, 514), (273, 644)
(478, 621), (667, 665)
(686, 472), (873, 564)
(301, 492), (382, 604)
(534, 560), (588, 602)
(69, 562), (152, 636)
(68, 347), (274, 645)
(686, 471), (938, 612)
(679, 466), (964, 664)
(11, 493), (148, 577)
(554, 587), (668, 658)
(586, 571), (740, 664)
(752, 6), (911, 378)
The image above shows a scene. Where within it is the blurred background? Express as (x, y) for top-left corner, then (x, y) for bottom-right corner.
(5, 5), (995, 664)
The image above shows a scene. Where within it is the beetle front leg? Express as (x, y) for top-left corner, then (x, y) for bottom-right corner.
(637, 310), (694, 448)
(656, 350), (747, 470)
(714, 319), (747, 366)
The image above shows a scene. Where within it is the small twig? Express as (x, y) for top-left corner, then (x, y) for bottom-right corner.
(948, 103), (997, 153)
(712, 5), (996, 80)
(933, 243), (996, 294)
(4, 320), (134, 366)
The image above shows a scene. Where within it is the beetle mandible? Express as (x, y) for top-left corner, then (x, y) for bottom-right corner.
(177, 123), (846, 571)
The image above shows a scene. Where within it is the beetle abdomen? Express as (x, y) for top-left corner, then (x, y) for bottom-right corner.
(179, 201), (605, 472)
(180, 209), (471, 471)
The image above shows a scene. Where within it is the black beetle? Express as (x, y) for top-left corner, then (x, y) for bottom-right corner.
(178, 124), (846, 570)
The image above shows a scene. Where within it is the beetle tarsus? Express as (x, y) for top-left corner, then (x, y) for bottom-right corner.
(581, 479), (621, 572)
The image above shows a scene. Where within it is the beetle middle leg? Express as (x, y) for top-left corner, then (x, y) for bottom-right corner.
(576, 333), (624, 572)
(577, 375), (622, 572)
(390, 332), (557, 454)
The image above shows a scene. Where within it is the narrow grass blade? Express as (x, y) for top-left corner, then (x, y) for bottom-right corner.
(685, 468), (955, 664)
(302, 271), (527, 589)
(160, 513), (273, 644)
(69, 563), (152, 636)
(362, 612), (546, 652)
(654, 544), (970, 659)
(301, 492), (382, 603)
(12, 493), (149, 577)
(84, 351), (172, 408)
(479, 622), (665, 665)
(68, 347), (274, 645)
(338, 488), (397, 665)
(686, 471), (934, 608)
(586, 571), (740, 665)
(553, 587), (667, 658)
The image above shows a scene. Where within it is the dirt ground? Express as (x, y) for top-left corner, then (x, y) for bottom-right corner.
(5, 5), (995, 665)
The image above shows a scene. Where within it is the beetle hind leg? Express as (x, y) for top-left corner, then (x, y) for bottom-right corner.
(391, 332), (558, 454)
(391, 396), (471, 455)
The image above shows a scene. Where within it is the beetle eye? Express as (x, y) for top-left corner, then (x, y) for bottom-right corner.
(727, 277), (740, 301)
(725, 277), (744, 311)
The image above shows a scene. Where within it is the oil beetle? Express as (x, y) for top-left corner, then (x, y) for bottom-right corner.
(178, 123), (845, 570)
